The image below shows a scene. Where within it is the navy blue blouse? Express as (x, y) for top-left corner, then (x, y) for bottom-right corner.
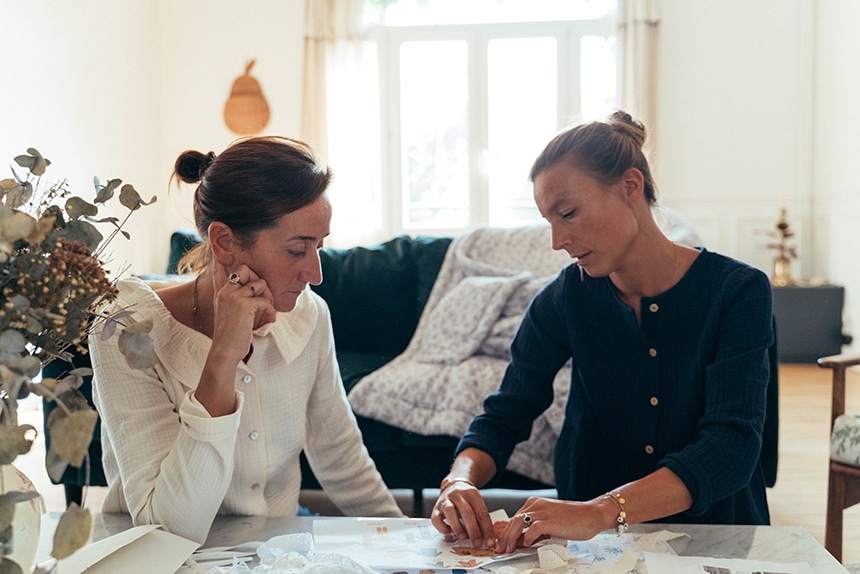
(457, 248), (773, 525)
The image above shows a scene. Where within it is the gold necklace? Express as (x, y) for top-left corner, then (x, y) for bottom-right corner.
(192, 275), (204, 332)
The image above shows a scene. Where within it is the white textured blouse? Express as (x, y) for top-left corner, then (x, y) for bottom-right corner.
(91, 277), (402, 543)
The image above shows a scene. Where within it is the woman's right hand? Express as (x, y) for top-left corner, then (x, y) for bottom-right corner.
(195, 261), (277, 417)
(209, 261), (277, 363)
(430, 481), (497, 549)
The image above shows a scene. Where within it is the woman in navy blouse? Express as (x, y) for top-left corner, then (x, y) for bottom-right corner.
(430, 111), (773, 553)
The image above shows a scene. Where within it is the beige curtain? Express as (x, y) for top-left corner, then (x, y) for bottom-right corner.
(617, 0), (660, 155)
(301, 0), (363, 161)
(302, 0), (384, 247)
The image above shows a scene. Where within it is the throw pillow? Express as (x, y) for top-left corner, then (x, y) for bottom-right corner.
(502, 273), (557, 317)
(418, 272), (531, 365)
(831, 413), (860, 467)
(477, 315), (523, 360)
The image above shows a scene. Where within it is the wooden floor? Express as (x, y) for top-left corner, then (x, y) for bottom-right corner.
(13, 363), (860, 565)
(769, 363), (860, 564)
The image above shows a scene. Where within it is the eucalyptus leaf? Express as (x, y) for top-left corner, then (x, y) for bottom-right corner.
(0, 330), (26, 357)
(0, 180), (21, 204)
(93, 178), (122, 204)
(0, 557), (23, 574)
(99, 318), (118, 340)
(0, 211), (37, 243)
(0, 495), (14, 533)
(5, 181), (32, 209)
(13, 147), (51, 176)
(48, 389), (90, 413)
(46, 409), (97, 467)
(64, 196), (98, 220)
(3, 491), (39, 504)
(0, 179), (18, 193)
(7, 355), (40, 378)
(51, 504), (91, 560)
(107, 309), (135, 321)
(119, 184), (157, 211)
(117, 319), (156, 369)
(69, 367), (93, 379)
(47, 377), (81, 399)
(91, 216), (119, 225)
(50, 219), (103, 251)
(45, 449), (69, 483)
(28, 378), (57, 397)
(0, 424), (35, 465)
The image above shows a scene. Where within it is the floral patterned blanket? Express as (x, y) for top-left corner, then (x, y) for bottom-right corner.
(348, 209), (702, 484)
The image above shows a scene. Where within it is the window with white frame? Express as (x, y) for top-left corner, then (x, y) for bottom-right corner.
(332, 0), (617, 243)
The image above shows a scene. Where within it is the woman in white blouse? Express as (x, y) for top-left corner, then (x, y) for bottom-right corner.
(91, 137), (402, 543)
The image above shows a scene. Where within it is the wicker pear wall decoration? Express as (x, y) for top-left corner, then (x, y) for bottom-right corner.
(224, 59), (270, 135)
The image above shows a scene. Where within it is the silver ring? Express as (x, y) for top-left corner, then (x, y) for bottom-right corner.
(228, 273), (241, 284)
(522, 512), (532, 526)
(249, 285), (256, 295)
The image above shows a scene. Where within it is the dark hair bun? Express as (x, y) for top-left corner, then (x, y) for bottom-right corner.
(609, 110), (647, 149)
(174, 150), (216, 184)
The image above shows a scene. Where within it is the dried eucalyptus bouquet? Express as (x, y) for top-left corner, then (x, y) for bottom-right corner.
(0, 148), (157, 572)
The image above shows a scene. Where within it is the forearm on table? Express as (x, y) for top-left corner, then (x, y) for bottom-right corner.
(595, 467), (692, 530)
(102, 386), (240, 541)
(137, 433), (236, 542)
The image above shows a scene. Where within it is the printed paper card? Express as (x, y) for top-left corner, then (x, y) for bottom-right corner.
(313, 511), (540, 571)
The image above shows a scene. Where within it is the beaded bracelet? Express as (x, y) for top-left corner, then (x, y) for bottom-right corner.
(439, 477), (475, 492)
(602, 492), (629, 534)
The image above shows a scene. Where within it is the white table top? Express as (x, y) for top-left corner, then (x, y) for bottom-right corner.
(37, 512), (850, 573)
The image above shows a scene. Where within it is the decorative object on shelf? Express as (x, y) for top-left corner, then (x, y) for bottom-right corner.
(0, 148), (157, 572)
(758, 207), (798, 287)
(224, 59), (270, 135)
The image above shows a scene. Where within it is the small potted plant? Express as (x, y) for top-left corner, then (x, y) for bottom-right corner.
(759, 207), (798, 287)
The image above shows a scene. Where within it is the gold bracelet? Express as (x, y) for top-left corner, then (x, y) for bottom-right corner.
(602, 492), (628, 534)
(439, 477), (475, 492)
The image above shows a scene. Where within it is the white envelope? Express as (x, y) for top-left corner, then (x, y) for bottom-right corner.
(40, 524), (199, 574)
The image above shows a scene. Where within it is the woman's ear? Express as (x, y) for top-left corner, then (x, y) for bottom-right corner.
(620, 167), (645, 202)
(208, 222), (236, 266)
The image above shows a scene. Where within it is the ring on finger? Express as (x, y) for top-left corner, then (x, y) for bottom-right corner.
(228, 272), (241, 285)
(522, 512), (533, 527)
(249, 285), (256, 295)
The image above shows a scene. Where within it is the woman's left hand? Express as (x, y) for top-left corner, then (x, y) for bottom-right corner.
(496, 497), (607, 554)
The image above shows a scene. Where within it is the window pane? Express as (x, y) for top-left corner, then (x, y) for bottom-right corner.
(365, 0), (617, 26)
(581, 35), (617, 121)
(487, 37), (557, 226)
(400, 40), (469, 229)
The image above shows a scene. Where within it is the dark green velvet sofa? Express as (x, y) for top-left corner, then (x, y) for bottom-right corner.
(44, 230), (551, 507)
(44, 229), (778, 510)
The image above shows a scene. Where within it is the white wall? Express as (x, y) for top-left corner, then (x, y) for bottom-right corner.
(812, 0), (860, 347)
(655, 0), (858, 351)
(1, 1), (163, 273)
(2, 0), (858, 349)
(655, 0), (815, 276)
(1, 0), (305, 275)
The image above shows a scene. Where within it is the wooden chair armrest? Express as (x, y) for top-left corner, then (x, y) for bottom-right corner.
(818, 353), (860, 424)
(818, 353), (860, 370)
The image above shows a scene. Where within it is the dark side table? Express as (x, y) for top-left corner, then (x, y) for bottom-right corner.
(771, 284), (848, 363)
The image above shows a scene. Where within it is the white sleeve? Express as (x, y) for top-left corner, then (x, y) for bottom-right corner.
(91, 330), (244, 544)
(302, 305), (404, 518)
